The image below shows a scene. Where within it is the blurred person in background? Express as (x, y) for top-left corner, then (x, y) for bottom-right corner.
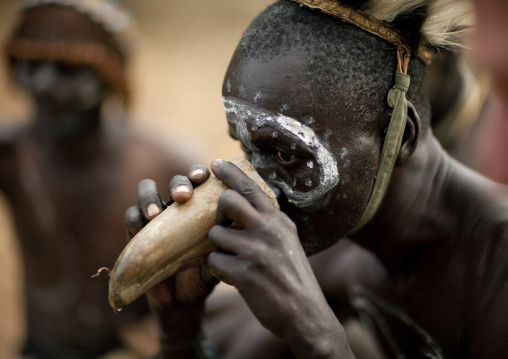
(0, 0), (196, 357)
(464, 0), (508, 183)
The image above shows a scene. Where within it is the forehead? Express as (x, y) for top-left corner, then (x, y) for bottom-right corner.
(223, 48), (341, 133)
(225, 50), (303, 96)
(222, 45), (386, 142)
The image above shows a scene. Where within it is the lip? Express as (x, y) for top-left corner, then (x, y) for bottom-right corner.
(266, 181), (282, 200)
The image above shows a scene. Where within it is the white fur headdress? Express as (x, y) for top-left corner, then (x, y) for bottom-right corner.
(21, 0), (133, 34)
(362, 0), (474, 48)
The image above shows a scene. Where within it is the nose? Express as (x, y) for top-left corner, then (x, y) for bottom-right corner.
(250, 152), (283, 196)
(32, 63), (62, 101)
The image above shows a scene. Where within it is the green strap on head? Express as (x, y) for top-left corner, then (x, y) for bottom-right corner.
(290, 0), (418, 235)
(347, 72), (411, 235)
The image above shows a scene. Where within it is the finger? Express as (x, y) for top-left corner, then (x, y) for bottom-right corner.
(209, 225), (250, 255)
(169, 175), (193, 203)
(125, 227), (133, 242)
(199, 262), (220, 290)
(211, 159), (276, 214)
(207, 251), (242, 286)
(124, 206), (148, 239)
(188, 165), (210, 185)
(174, 263), (220, 303)
(137, 179), (164, 220)
(216, 189), (261, 229)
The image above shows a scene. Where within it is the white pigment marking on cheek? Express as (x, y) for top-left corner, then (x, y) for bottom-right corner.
(280, 103), (290, 113)
(304, 116), (314, 125)
(223, 96), (340, 208)
(307, 160), (314, 169)
(323, 128), (333, 141)
(291, 143), (297, 150)
(239, 84), (246, 97)
(226, 80), (232, 93)
(305, 179), (313, 187)
(254, 92), (261, 102)
(340, 148), (350, 168)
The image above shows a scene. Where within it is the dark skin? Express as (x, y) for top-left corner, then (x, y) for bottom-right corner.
(127, 24), (508, 359)
(0, 59), (195, 357)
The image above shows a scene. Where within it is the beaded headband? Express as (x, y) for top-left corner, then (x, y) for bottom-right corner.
(290, 0), (422, 234)
(21, 0), (133, 34)
(5, 0), (134, 103)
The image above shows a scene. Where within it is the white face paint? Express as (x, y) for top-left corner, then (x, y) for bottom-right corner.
(223, 96), (339, 208)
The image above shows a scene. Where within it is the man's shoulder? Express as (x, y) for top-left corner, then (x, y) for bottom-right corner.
(311, 240), (389, 307)
(111, 124), (202, 179)
(463, 219), (508, 358)
(465, 209), (508, 278)
(468, 205), (508, 253)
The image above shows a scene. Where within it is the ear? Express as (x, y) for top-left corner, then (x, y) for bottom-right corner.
(395, 100), (421, 166)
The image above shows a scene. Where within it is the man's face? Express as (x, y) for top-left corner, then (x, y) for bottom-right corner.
(14, 60), (105, 112)
(222, 48), (381, 254)
(13, 59), (106, 139)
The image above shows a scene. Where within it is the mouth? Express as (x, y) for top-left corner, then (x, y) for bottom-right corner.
(266, 182), (282, 200)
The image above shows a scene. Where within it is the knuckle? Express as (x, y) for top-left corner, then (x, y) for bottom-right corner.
(282, 214), (298, 233)
(241, 242), (269, 267)
(208, 226), (221, 245)
(235, 179), (258, 198)
(255, 212), (297, 245)
(207, 253), (230, 283)
(218, 190), (239, 210)
(170, 175), (191, 188)
(207, 251), (219, 268)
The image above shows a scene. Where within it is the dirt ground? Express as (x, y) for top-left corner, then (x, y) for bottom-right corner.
(0, 0), (270, 357)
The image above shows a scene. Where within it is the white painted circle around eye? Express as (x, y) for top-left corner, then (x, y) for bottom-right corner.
(223, 96), (339, 208)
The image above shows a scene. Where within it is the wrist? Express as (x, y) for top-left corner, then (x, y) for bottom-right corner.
(151, 301), (206, 351)
(282, 310), (355, 359)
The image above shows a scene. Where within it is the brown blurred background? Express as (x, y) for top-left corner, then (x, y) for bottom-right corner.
(0, 0), (271, 356)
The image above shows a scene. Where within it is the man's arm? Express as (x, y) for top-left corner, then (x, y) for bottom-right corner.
(131, 159), (358, 358)
(124, 172), (218, 359)
(206, 159), (356, 359)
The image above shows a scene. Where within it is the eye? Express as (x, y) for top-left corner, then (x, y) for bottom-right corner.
(276, 150), (297, 164)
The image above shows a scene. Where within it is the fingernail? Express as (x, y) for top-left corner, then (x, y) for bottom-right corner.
(173, 185), (191, 194)
(211, 159), (224, 167)
(147, 203), (160, 217)
(190, 168), (204, 178)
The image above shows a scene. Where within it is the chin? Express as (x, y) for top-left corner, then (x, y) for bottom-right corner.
(278, 195), (342, 256)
